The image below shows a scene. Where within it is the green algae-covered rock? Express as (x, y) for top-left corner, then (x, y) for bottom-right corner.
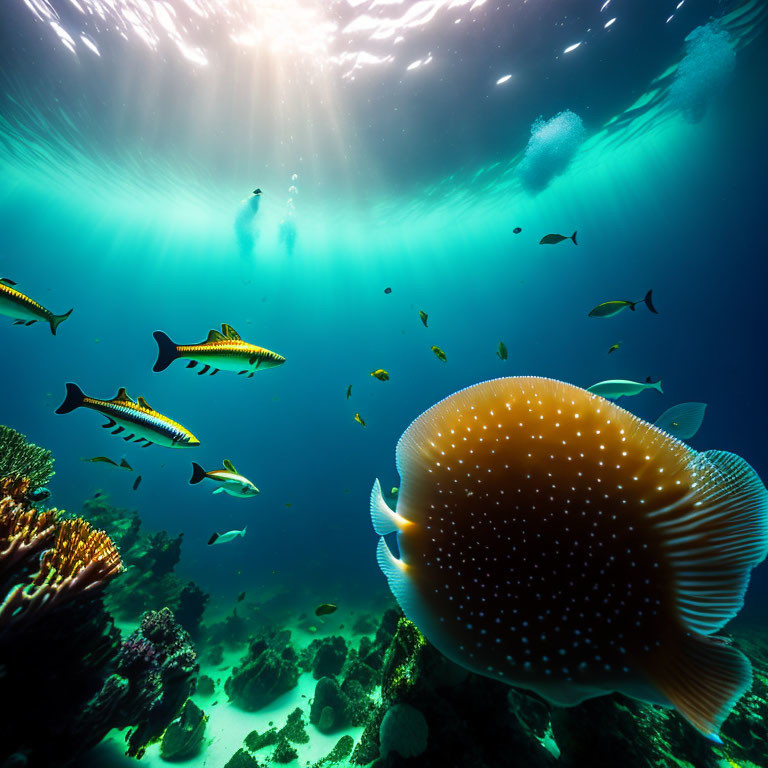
(226, 636), (299, 710)
(160, 699), (208, 761)
(224, 748), (261, 768)
(271, 733), (298, 764)
(278, 707), (310, 744)
(313, 734), (354, 767)
(381, 618), (426, 703)
(244, 727), (278, 751)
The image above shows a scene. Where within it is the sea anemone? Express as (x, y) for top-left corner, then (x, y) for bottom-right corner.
(0, 425), (54, 490)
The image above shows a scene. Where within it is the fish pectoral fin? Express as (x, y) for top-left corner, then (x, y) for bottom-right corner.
(102, 419), (116, 428)
(238, 370), (247, 375)
(376, 537), (419, 619)
(13, 320), (24, 325)
(123, 434), (135, 441)
(187, 360), (198, 368)
(370, 478), (406, 535)
(198, 364), (210, 375)
(142, 442), (153, 448)
(25, 321), (36, 325)
(213, 488), (224, 495)
(247, 372), (254, 378)
(211, 368), (219, 375)
(646, 631), (750, 743)
(112, 427), (124, 435)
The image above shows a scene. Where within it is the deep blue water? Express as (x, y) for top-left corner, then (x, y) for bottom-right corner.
(1, 0), (767, 623)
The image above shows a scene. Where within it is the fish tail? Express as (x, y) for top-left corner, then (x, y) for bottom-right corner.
(241, 526), (247, 537)
(644, 289), (658, 314)
(207, 532), (219, 545)
(655, 379), (663, 394)
(49, 308), (73, 335)
(55, 382), (85, 414)
(152, 330), (179, 372)
(571, 230), (578, 245)
(190, 462), (207, 484)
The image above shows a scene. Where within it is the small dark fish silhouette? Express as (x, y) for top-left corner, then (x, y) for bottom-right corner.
(608, 343), (621, 354)
(133, 475), (142, 491)
(431, 345), (447, 363)
(419, 310), (428, 327)
(27, 487), (50, 503)
(252, 188), (262, 195)
(384, 287), (392, 294)
(315, 603), (338, 617)
(120, 458), (134, 471)
(540, 231), (577, 245)
(93, 492), (103, 498)
(513, 227), (522, 234)
(82, 456), (118, 466)
(346, 384), (352, 399)
(497, 341), (508, 360)
(238, 591), (246, 602)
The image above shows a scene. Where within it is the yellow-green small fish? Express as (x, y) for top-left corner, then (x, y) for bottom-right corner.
(391, 486), (399, 496)
(608, 343), (621, 354)
(355, 413), (366, 427)
(0, 278), (72, 335)
(497, 341), (508, 360)
(346, 384), (352, 399)
(315, 603), (338, 617)
(371, 369), (390, 381)
(431, 346), (447, 363)
(57, 384), (200, 448)
(82, 456), (119, 467)
(153, 324), (285, 378)
(589, 291), (657, 318)
(419, 310), (429, 328)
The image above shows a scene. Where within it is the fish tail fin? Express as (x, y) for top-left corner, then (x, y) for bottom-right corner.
(207, 532), (219, 545)
(55, 382), (85, 414)
(571, 230), (578, 245)
(655, 380), (663, 393)
(646, 631), (751, 743)
(241, 526), (247, 537)
(152, 330), (179, 372)
(49, 308), (73, 335)
(644, 289), (658, 314)
(190, 462), (207, 484)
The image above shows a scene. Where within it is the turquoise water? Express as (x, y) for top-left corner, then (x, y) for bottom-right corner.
(2, 1), (768, 764)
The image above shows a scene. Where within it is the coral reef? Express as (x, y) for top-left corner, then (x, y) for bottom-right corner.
(160, 699), (208, 761)
(244, 728), (278, 752)
(197, 674), (215, 697)
(226, 631), (300, 710)
(0, 425), (54, 489)
(278, 707), (310, 744)
(271, 734), (298, 764)
(81, 494), (210, 626)
(313, 735), (354, 767)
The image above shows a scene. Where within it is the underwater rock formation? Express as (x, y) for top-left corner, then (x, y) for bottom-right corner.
(278, 707), (310, 744)
(160, 699), (208, 761)
(271, 734), (298, 764)
(81, 494), (208, 624)
(205, 607), (249, 649)
(86, 606), (199, 758)
(175, 581), (209, 641)
(303, 634), (348, 679)
(226, 631), (300, 710)
(0, 425), (54, 490)
(197, 674), (215, 697)
(309, 676), (367, 734)
(379, 703), (428, 760)
(313, 735), (355, 767)
(224, 748), (261, 768)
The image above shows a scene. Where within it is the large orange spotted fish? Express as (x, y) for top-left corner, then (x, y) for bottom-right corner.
(371, 376), (767, 741)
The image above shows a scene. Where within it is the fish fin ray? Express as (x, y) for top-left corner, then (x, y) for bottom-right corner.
(113, 387), (133, 403)
(205, 329), (225, 343)
(646, 631), (750, 742)
(187, 360), (198, 368)
(213, 488), (224, 495)
(221, 324), (241, 340)
(376, 537), (419, 619)
(370, 479), (402, 535)
(664, 450), (768, 635)
(223, 459), (236, 473)
(137, 397), (152, 410)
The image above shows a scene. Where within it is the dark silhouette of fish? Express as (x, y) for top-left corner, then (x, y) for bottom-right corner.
(371, 376), (767, 742)
(513, 227), (522, 234)
(539, 231), (577, 245)
(132, 475), (142, 491)
(315, 603), (338, 617)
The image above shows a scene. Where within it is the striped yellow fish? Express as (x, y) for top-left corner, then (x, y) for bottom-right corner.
(55, 383), (200, 448)
(0, 277), (72, 335)
(153, 324), (285, 378)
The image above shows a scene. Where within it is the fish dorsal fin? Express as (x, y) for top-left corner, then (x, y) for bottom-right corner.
(113, 387), (134, 404)
(1, 277), (17, 286)
(221, 324), (241, 340)
(137, 397), (153, 411)
(206, 329), (226, 343)
(223, 459), (237, 473)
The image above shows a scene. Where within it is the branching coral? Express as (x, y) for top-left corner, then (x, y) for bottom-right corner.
(0, 425), (54, 489)
(0, 504), (122, 630)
